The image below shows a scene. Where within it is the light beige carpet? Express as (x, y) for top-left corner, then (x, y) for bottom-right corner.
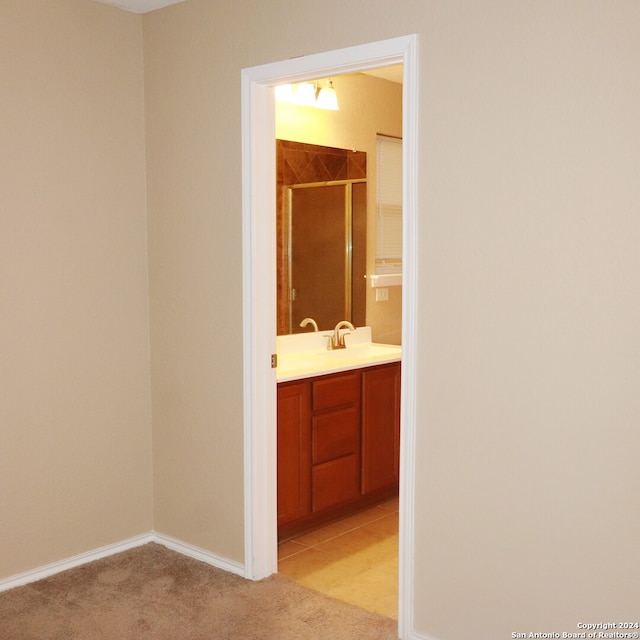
(0, 543), (398, 639)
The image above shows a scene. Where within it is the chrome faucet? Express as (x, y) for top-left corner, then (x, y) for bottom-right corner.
(325, 320), (355, 350)
(299, 317), (319, 332)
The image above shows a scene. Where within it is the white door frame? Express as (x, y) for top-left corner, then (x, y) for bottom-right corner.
(241, 34), (419, 640)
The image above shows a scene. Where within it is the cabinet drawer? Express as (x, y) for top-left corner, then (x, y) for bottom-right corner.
(312, 371), (360, 411)
(312, 454), (360, 512)
(312, 406), (360, 465)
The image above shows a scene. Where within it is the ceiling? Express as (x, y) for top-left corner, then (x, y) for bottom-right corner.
(90, 1), (402, 85)
(92, 0), (184, 12)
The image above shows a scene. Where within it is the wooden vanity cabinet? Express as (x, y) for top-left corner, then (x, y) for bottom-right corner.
(277, 362), (400, 540)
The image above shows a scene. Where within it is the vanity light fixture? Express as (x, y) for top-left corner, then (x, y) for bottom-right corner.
(316, 80), (339, 111)
(292, 81), (317, 107)
(276, 79), (339, 111)
(275, 83), (294, 102)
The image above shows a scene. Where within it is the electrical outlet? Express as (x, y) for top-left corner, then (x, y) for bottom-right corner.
(375, 287), (389, 302)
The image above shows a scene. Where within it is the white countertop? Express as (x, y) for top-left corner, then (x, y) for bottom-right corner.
(276, 327), (401, 382)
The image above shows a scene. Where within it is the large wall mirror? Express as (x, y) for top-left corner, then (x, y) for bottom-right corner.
(277, 140), (367, 335)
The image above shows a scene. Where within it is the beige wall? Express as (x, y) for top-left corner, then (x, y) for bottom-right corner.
(142, 3), (247, 558)
(416, 2), (640, 636)
(276, 72), (403, 343)
(0, 0), (152, 577)
(144, 1), (640, 639)
(2, 0), (639, 639)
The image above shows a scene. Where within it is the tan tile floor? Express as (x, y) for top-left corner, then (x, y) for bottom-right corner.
(278, 497), (399, 619)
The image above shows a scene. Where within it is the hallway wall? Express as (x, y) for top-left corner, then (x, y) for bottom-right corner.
(144, 2), (640, 638)
(2, 2), (638, 639)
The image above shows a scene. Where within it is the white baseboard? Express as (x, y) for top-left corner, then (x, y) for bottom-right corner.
(150, 531), (245, 578)
(409, 630), (442, 640)
(0, 531), (246, 594)
(0, 532), (153, 593)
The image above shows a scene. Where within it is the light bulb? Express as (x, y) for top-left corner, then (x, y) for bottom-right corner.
(292, 82), (317, 107)
(316, 81), (339, 110)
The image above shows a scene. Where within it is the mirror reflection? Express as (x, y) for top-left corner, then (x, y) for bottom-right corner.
(276, 139), (367, 335)
(276, 69), (403, 344)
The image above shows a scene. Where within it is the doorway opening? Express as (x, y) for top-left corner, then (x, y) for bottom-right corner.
(275, 68), (401, 619)
(241, 35), (418, 640)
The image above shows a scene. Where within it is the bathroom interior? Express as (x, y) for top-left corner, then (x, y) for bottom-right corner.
(274, 65), (403, 619)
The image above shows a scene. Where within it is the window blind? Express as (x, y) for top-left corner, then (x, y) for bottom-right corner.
(375, 135), (402, 274)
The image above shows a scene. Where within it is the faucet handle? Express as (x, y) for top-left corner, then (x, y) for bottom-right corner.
(339, 331), (351, 347)
(323, 334), (335, 350)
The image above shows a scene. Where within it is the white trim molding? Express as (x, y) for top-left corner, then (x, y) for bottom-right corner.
(241, 70), (279, 582)
(0, 533), (152, 593)
(398, 34), (419, 640)
(151, 532), (245, 577)
(0, 532), (245, 594)
(411, 631), (443, 640)
(241, 34), (419, 640)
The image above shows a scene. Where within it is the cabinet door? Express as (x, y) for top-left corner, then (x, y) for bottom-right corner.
(277, 380), (311, 526)
(361, 363), (401, 494)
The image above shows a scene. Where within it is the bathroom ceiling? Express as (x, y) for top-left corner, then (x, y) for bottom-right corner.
(91, 0), (184, 13)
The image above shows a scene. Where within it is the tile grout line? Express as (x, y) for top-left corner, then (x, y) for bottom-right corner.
(289, 511), (399, 556)
(278, 501), (399, 561)
(307, 510), (399, 548)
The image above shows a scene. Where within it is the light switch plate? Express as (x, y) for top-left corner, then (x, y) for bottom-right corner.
(376, 287), (389, 302)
